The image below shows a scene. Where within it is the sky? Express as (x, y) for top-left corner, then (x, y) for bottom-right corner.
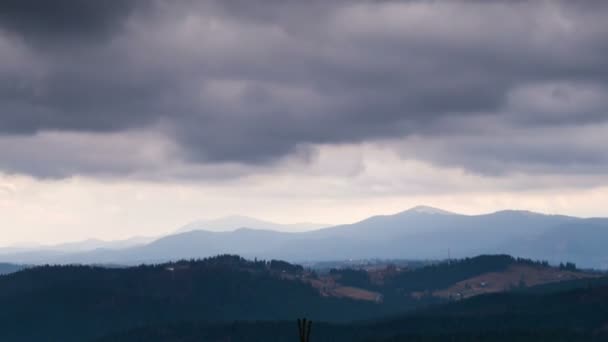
(1, 0), (608, 245)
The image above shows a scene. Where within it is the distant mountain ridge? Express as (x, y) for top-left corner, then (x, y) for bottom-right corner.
(0, 263), (24, 275)
(0, 206), (607, 268)
(0, 236), (155, 255)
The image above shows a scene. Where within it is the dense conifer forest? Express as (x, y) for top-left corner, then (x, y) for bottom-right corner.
(0, 254), (606, 341)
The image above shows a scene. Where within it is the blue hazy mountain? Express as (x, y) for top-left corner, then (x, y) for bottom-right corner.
(0, 263), (24, 275)
(506, 218), (608, 269)
(0, 236), (155, 264)
(0, 206), (606, 268)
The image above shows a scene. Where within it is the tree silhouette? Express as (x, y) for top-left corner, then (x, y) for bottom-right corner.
(297, 318), (312, 342)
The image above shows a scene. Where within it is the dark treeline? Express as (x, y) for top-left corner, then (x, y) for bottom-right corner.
(0, 255), (383, 341)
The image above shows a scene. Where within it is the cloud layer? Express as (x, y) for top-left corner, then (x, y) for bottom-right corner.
(1, 0), (607, 180)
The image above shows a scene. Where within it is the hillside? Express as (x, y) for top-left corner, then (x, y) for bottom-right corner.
(428, 263), (595, 299)
(328, 255), (597, 302)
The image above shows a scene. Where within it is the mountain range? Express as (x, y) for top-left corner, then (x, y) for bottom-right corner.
(1, 206), (607, 268)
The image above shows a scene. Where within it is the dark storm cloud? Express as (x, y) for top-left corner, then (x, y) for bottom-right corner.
(0, 0), (142, 44)
(1, 0), (608, 178)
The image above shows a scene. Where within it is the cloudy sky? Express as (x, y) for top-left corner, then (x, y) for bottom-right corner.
(1, 0), (608, 245)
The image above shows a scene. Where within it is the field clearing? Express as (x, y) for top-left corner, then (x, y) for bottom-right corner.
(330, 286), (383, 303)
(431, 265), (599, 299)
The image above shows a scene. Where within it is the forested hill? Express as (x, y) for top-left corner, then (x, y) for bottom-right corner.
(0, 254), (601, 341)
(0, 255), (385, 342)
(100, 284), (608, 342)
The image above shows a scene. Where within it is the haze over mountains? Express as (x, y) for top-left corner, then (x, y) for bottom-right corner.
(1, 206), (607, 268)
(176, 215), (328, 233)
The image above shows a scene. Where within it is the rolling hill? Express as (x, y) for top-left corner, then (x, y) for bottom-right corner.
(95, 260), (608, 342)
(0, 255), (384, 342)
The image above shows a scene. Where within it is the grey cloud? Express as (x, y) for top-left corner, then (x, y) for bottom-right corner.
(1, 0), (608, 178)
(396, 120), (608, 176)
